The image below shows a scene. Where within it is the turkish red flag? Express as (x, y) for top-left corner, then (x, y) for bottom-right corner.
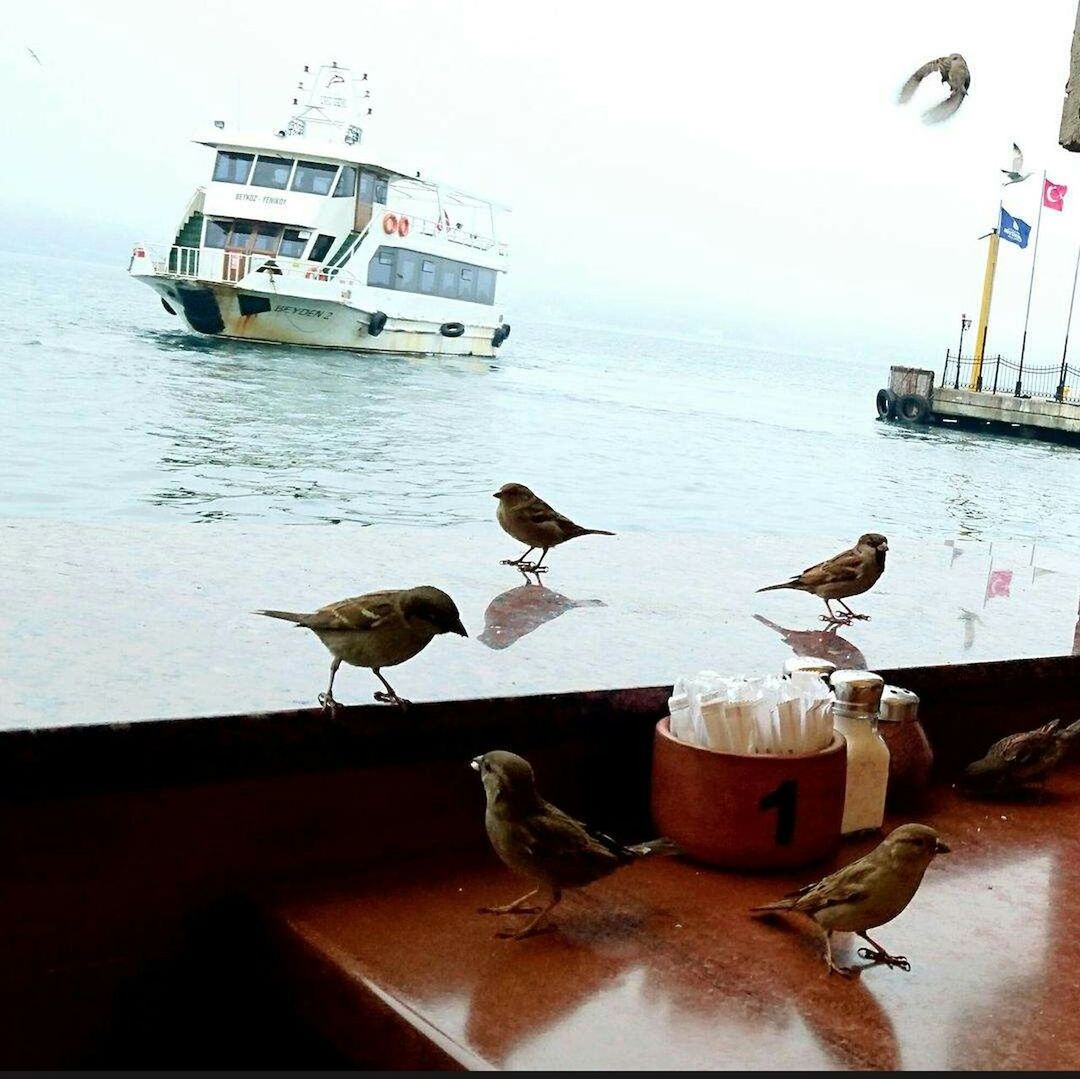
(1044, 179), (1068, 211)
(985, 569), (1013, 601)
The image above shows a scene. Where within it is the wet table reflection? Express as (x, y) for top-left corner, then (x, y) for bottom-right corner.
(3, 521), (1079, 727)
(273, 772), (1080, 1070)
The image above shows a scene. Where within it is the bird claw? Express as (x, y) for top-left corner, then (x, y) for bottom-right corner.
(857, 947), (910, 971)
(373, 690), (410, 710)
(820, 613), (854, 627)
(317, 692), (339, 716)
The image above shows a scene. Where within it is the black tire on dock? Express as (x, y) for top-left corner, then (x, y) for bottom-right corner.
(441, 322), (466, 338)
(875, 388), (897, 419)
(368, 311), (388, 337)
(492, 324), (510, 348)
(897, 393), (931, 424)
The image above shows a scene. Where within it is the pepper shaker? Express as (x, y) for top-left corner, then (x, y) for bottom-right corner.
(831, 670), (889, 836)
(878, 685), (933, 807)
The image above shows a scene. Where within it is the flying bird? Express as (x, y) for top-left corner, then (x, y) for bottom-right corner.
(494, 483), (615, 573)
(1001, 144), (1032, 186)
(472, 750), (676, 939)
(898, 53), (970, 123)
(960, 718), (1080, 797)
(751, 823), (950, 976)
(256, 585), (467, 712)
(756, 533), (889, 625)
(26, 47), (43, 66)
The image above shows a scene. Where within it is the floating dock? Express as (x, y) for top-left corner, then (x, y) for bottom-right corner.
(877, 364), (1080, 443)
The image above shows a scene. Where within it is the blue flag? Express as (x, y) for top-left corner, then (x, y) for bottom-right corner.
(999, 207), (1031, 248)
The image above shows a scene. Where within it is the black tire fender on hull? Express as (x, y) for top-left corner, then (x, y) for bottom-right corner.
(440, 322), (466, 338)
(492, 323), (511, 348)
(175, 287), (224, 335)
(368, 311), (388, 337)
(897, 393), (931, 424)
(875, 388), (897, 419)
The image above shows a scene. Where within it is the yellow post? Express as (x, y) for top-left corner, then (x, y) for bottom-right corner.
(971, 229), (1000, 390)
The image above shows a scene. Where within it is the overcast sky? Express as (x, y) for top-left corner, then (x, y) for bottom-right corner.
(5, 0), (1080, 360)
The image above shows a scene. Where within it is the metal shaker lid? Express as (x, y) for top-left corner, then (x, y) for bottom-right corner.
(783, 656), (837, 679)
(831, 669), (885, 711)
(879, 684), (920, 722)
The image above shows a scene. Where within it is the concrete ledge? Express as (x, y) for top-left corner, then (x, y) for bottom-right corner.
(932, 387), (1080, 435)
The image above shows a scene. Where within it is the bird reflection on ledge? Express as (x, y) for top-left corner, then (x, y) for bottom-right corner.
(753, 614), (867, 669)
(478, 572), (605, 650)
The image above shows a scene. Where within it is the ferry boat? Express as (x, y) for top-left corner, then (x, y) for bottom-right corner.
(129, 63), (511, 357)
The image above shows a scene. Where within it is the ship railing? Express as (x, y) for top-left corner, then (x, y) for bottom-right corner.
(942, 350), (1079, 403)
(385, 210), (510, 256)
(142, 244), (201, 278)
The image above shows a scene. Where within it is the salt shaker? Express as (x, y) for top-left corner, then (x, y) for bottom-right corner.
(831, 670), (890, 835)
(878, 685), (933, 807)
(783, 656), (837, 683)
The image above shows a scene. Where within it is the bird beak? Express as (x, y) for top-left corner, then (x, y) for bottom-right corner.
(934, 839), (951, 855)
(470, 755), (482, 771)
(452, 619), (468, 637)
(492, 492), (501, 499)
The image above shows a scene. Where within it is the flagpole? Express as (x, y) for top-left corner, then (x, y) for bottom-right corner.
(971, 202), (1001, 391)
(1016, 170), (1047, 395)
(1056, 241), (1080, 401)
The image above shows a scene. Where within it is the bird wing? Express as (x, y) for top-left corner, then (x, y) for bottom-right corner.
(301, 591), (401, 632)
(518, 494), (587, 539)
(797, 546), (864, 589)
(992, 722), (1060, 767)
(786, 857), (875, 914)
(923, 88), (966, 124)
(1012, 143), (1023, 172)
(516, 802), (622, 883)
(898, 57), (946, 102)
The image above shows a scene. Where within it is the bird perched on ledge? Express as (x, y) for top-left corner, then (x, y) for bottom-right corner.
(473, 750), (676, 939)
(898, 53), (970, 123)
(751, 823), (950, 976)
(494, 482), (614, 573)
(960, 718), (1080, 797)
(757, 533), (888, 624)
(256, 585), (467, 713)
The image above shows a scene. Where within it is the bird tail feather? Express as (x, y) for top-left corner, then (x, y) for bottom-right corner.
(255, 609), (308, 625)
(1059, 717), (1080, 742)
(581, 528), (616, 536)
(922, 89), (965, 124)
(750, 897), (797, 914)
(756, 580), (798, 593)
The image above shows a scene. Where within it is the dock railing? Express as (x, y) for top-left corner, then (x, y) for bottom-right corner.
(942, 351), (1078, 403)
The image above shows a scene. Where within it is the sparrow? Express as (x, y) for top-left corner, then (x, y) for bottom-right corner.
(960, 718), (1080, 797)
(898, 53), (970, 123)
(256, 585), (467, 712)
(472, 750), (675, 939)
(751, 823), (950, 976)
(1001, 143), (1032, 187)
(756, 533), (889, 624)
(494, 483), (614, 573)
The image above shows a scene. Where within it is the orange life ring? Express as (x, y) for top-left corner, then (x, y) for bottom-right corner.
(397, 216), (410, 238)
(382, 213), (398, 235)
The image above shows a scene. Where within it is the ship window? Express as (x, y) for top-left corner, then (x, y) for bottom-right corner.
(334, 165), (358, 198)
(374, 177), (389, 203)
(420, 258), (437, 293)
(396, 250), (419, 290)
(279, 228), (309, 259)
(252, 155), (294, 189)
(476, 267), (496, 304)
(358, 171), (375, 202)
(458, 266), (475, 301)
(227, 221), (255, 250)
(368, 248), (394, 287)
(253, 224), (282, 254)
(292, 160), (339, 196)
(213, 151), (254, 184)
(204, 219), (229, 248)
(309, 234), (336, 263)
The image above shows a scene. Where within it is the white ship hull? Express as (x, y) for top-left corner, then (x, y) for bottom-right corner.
(138, 275), (500, 357)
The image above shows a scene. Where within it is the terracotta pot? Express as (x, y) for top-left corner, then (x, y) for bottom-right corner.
(650, 717), (847, 871)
